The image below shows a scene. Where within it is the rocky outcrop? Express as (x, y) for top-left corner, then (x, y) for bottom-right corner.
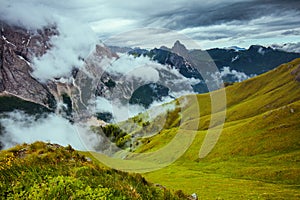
(0, 19), (126, 122)
(0, 21), (57, 109)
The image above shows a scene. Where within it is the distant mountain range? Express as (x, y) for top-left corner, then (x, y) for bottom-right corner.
(1, 20), (300, 125)
(109, 41), (300, 97)
(121, 40), (300, 79)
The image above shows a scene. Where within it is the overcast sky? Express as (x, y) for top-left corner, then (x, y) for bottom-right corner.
(1, 0), (300, 49)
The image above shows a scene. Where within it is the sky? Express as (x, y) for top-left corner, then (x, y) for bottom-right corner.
(1, 0), (300, 49)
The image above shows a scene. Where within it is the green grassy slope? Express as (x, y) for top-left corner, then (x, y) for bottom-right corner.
(135, 58), (300, 199)
(0, 141), (187, 199)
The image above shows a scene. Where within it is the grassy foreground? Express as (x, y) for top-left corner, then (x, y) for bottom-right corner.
(0, 141), (185, 199)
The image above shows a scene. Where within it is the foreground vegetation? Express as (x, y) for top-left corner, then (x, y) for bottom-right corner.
(0, 141), (185, 199)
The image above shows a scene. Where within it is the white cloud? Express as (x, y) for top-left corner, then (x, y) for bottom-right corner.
(32, 17), (97, 82)
(108, 54), (160, 82)
(89, 53), (199, 122)
(1, 0), (97, 82)
(211, 66), (253, 86)
(107, 53), (197, 94)
(0, 111), (101, 150)
(95, 97), (114, 114)
(271, 42), (300, 53)
(0, 0), (54, 29)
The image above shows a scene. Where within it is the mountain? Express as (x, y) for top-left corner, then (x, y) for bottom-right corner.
(129, 41), (300, 86)
(89, 58), (300, 199)
(3, 20), (298, 119)
(0, 21), (120, 122)
(0, 21), (57, 110)
(205, 44), (300, 74)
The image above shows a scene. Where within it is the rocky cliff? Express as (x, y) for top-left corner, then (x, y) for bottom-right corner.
(0, 21), (57, 109)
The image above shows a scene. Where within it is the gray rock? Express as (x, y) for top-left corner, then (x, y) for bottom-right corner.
(0, 21), (57, 109)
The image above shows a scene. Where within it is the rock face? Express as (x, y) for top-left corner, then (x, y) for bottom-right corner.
(0, 20), (127, 122)
(171, 40), (189, 59)
(0, 21), (57, 109)
(0, 21), (119, 118)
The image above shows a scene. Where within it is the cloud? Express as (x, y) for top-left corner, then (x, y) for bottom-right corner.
(95, 97), (114, 113)
(281, 30), (300, 36)
(32, 18), (97, 82)
(94, 96), (146, 122)
(108, 54), (198, 92)
(108, 54), (160, 82)
(211, 66), (253, 86)
(147, 0), (300, 29)
(0, 0), (54, 29)
(271, 42), (300, 53)
(1, 0), (97, 82)
(0, 111), (102, 150)
(90, 53), (199, 122)
(2, 0), (300, 50)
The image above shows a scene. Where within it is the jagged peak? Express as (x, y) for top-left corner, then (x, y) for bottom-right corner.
(171, 40), (188, 57)
(172, 40), (187, 50)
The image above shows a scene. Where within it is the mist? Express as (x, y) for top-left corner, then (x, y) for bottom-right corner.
(0, 111), (102, 150)
(1, 0), (98, 82)
(91, 53), (199, 122)
(211, 66), (254, 86)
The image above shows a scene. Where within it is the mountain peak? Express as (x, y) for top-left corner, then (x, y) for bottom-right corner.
(171, 40), (188, 57)
(172, 40), (186, 50)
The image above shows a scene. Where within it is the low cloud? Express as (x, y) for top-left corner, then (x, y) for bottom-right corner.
(108, 54), (161, 83)
(91, 54), (199, 122)
(32, 18), (97, 82)
(0, 111), (101, 150)
(109, 54), (199, 92)
(1, 0), (97, 82)
(211, 66), (253, 86)
(271, 42), (300, 53)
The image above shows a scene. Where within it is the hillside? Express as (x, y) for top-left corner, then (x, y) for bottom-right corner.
(0, 141), (186, 199)
(88, 58), (300, 199)
(137, 58), (300, 199)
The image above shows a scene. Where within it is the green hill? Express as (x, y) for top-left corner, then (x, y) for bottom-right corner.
(134, 58), (300, 199)
(89, 58), (300, 199)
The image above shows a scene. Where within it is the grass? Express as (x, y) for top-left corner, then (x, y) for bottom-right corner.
(0, 141), (185, 199)
(87, 58), (300, 199)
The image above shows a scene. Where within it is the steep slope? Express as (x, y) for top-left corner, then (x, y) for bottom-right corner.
(0, 21), (57, 109)
(139, 58), (300, 199)
(92, 58), (300, 199)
